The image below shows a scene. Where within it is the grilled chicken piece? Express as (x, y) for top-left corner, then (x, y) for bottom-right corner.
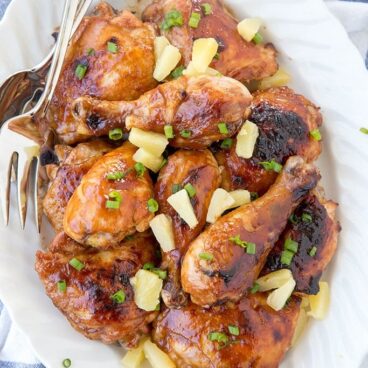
(64, 142), (155, 248)
(216, 87), (322, 195)
(35, 232), (159, 347)
(153, 293), (301, 368)
(142, 0), (278, 82)
(181, 156), (320, 307)
(37, 2), (157, 144)
(155, 149), (221, 307)
(262, 188), (340, 294)
(71, 75), (252, 149)
(43, 141), (113, 232)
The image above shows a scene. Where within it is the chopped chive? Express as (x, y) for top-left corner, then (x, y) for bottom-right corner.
(180, 129), (191, 138)
(147, 198), (159, 213)
(69, 258), (85, 271)
(250, 192), (259, 201)
(164, 124), (174, 139)
(202, 3), (212, 15)
(184, 183), (196, 198)
(87, 47), (95, 56)
(62, 359), (72, 368)
(159, 158), (168, 169)
(309, 246), (317, 257)
(151, 268), (167, 280)
(106, 200), (120, 209)
(134, 162), (146, 177)
(250, 282), (260, 294)
(198, 252), (214, 261)
(160, 10), (184, 30)
(229, 234), (247, 248)
(57, 280), (66, 292)
(281, 250), (294, 266)
(75, 64), (88, 80)
(155, 303), (161, 311)
(171, 65), (185, 79)
(218, 122), (229, 134)
(106, 171), (125, 180)
(259, 160), (282, 173)
(189, 12), (201, 28)
(107, 41), (118, 53)
(310, 128), (322, 141)
(246, 242), (256, 255)
(220, 138), (233, 149)
(111, 290), (126, 304)
(143, 262), (155, 270)
(289, 213), (298, 224)
(228, 325), (239, 336)
(172, 184), (182, 194)
(109, 190), (122, 202)
(108, 128), (123, 140)
(302, 213), (312, 223)
(360, 127), (368, 135)
(208, 331), (228, 344)
(284, 238), (298, 253)
(252, 32), (263, 44)
(213, 52), (220, 60)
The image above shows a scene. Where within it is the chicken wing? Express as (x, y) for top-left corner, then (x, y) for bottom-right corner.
(216, 87), (322, 195)
(71, 75), (252, 149)
(262, 188), (340, 294)
(153, 293), (301, 368)
(64, 142), (155, 248)
(37, 2), (157, 144)
(43, 141), (113, 232)
(155, 149), (221, 306)
(142, 0), (278, 82)
(181, 156), (320, 307)
(35, 232), (159, 347)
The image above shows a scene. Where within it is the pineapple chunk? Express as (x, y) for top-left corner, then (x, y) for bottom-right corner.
(228, 190), (251, 208)
(256, 269), (293, 292)
(206, 188), (235, 224)
(191, 38), (218, 73)
(183, 62), (220, 77)
(130, 269), (163, 311)
(143, 340), (176, 368)
(121, 339), (146, 368)
(153, 44), (181, 82)
(236, 120), (259, 159)
(258, 68), (291, 90)
(129, 127), (168, 157)
(237, 17), (262, 42)
(150, 214), (175, 252)
(167, 189), (198, 229)
(291, 307), (308, 347)
(266, 277), (296, 311)
(154, 36), (170, 61)
(133, 148), (164, 173)
(307, 281), (330, 320)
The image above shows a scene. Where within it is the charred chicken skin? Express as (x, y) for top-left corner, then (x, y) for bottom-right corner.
(153, 293), (301, 368)
(142, 0), (278, 82)
(216, 86), (322, 195)
(181, 156), (320, 307)
(35, 232), (159, 347)
(64, 142), (155, 248)
(71, 75), (252, 149)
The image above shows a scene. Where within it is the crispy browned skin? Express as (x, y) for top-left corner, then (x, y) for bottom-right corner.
(71, 75), (252, 149)
(43, 141), (113, 232)
(155, 149), (221, 306)
(35, 232), (158, 347)
(216, 87), (322, 195)
(262, 188), (340, 294)
(37, 3), (157, 144)
(64, 142), (154, 248)
(153, 293), (301, 368)
(142, 0), (278, 82)
(181, 156), (320, 307)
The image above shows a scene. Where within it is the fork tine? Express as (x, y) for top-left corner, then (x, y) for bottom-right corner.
(0, 152), (15, 226)
(31, 157), (42, 233)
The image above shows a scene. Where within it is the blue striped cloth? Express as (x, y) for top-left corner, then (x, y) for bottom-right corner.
(0, 0), (367, 367)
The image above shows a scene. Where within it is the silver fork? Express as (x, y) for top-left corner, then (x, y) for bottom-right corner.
(0, 0), (91, 230)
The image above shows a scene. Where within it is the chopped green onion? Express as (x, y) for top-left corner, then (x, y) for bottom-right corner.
(106, 171), (125, 180)
(155, 303), (161, 311)
(246, 242), (256, 255)
(302, 213), (312, 223)
(281, 250), (294, 266)
(310, 128), (322, 141)
(134, 162), (146, 177)
(250, 192), (259, 201)
(107, 41), (118, 53)
(111, 290), (126, 304)
(106, 200), (120, 209)
(147, 198), (159, 213)
(143, 262), (155, 270)
(69, 258), (85, 271)
(75, 64), (88, 80)
(309, 246), (317, 257)
(228, 325), (239, 336)
(62, 359), (72, 368)
(184, 183), (196, 198)
(57, 280), (66, 292)
(164, 124), (174, 139)
(189, 12), (201, 28)
(87, 47), (95, 56)
(160, 10), (184, 30)
(250, 282), (260, 294)
(289, 213), (298, 224)
(180, 129), (191, 138)
(213, 52), (220, 60)
(284, 238), (298, 253)
(220, 138), (233, 149)
(106, 190), (122, 209)
(218, 122), (229, 134)
(171, 65), (185, 79)
(108, 128), (123, 140)
(229, 234), (247, 248)
(252, 32), (263, 44)
(172, 184), (182, 194)
(360, 127), (368, 135)
(198, 252), (214, 261)
(151, 268), (167, 280)
(159, 158), (168, 169)
(259, 160), (282, 173)
(208, 331), (228, 344)
(202, 3), (212, 15)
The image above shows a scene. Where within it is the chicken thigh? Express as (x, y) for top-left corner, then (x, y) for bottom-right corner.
(181, 156), (320, 307)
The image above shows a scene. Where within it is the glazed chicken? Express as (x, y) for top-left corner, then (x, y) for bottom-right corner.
(181, 156), (320, 307)
(43, 141), (113, 232)
(142, 0), (278, 82)
(37, 2), (157, 144)
(216, 86), (322, 195)
(262, 188), (340, 294)
(64, 142), (155, 248)
(35, 232), (159, 347)
(153, 293), (301, 368)
(71, 75), (252, 149)
(155, 149), (221, 306)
